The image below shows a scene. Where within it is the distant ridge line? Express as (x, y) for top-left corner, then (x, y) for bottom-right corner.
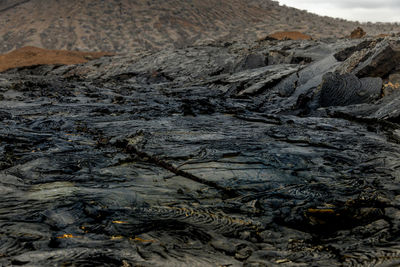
(0, 0), (399, 53)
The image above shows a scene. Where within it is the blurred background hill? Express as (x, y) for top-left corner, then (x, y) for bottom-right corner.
(1, 0), (400, 53)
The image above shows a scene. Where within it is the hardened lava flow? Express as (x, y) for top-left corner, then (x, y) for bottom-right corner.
(1, 37), (400, 266)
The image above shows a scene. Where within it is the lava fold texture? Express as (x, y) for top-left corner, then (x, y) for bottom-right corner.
(1, 37), (400, 266)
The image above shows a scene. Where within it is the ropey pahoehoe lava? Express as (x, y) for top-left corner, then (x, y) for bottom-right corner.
(2, 0), (400, 265)
(1, 34), (400, 266)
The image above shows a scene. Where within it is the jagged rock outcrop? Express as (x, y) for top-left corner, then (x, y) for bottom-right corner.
(333, 40), (374, 61)
(336, 39), (400, 77)
(2, 36), (400, 266)
(318, 73), (382, 107)
(265, 31), (313, 41)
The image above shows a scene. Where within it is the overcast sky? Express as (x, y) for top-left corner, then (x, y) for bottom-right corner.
(277, 0), (400, 22)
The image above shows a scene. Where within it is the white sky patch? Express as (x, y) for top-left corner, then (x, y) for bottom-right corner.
(277, 0), (400, 22)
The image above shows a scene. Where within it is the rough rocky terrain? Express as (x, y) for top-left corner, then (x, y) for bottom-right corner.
(266, 31), (313, 41)
(1, 0), (400, 53)
(1, 36), (400, 266)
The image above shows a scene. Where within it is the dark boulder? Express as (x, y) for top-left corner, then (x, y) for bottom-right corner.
(273, 55), (339, 100)
(267, 50), (291, 65)
(354, 42), (400, 77)
(319, 72), (382, 107)
(334, 40), (374, 62)
(236, 53), (267, 71)
(267, 50), (312, 65)
(336, 39), (400, 78)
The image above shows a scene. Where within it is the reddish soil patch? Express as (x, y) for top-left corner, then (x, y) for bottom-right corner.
(376, 33), (392, 38)
(350, 27), (366, 39)
(0, 46), (113, 72)
(267, 31), (312, 41)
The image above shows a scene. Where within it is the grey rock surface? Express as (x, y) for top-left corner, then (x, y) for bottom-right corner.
(1, 37), (400, 266)
(336, 38), (400, 78)
(319, 72), (382, 107)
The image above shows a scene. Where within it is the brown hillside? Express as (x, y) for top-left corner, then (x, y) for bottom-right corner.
(0, 46), (112, 72)
(1, 0), (400, 53)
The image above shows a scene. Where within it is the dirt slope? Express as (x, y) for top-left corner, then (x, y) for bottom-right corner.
(0, 46), (111, 72)
(0, 0), (399, 53)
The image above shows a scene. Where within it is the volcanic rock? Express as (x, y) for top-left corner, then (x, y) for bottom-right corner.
(335, 39), (400, 77)
(236, 53), (267, 71)
(2, 36), (400, 266)
(266, 31), (313, 41)
(318, 72), (382, 107)
(333, 40), (374, 61)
